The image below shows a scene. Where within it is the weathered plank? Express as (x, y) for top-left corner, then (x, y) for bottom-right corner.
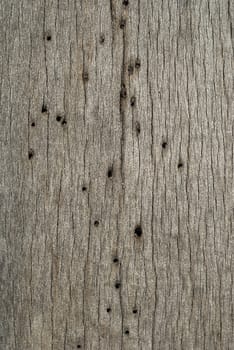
(0, 0), (233, 349)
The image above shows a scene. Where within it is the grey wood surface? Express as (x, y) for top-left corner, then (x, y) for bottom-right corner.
(0, 0), (233, 349)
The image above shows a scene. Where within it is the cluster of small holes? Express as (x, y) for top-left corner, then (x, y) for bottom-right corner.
(83, 71), (89, 82)
(135, 58), (141, 69)
(120, 85), (127, 99)
(56, 115), (67, 126)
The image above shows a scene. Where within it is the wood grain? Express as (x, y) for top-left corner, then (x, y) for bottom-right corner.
(0, 0), (233, 349)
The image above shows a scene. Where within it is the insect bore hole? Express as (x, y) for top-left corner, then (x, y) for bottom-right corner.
(178, 162), (184, 168)
(41, 104), (47, 113)
(134, 225), (142, 237)
(28, 149), (34, 160)
(115, 281), (121, 289)
(130, 96), (136, 107)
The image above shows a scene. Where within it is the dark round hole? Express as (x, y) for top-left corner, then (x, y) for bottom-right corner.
(124, 329), (129, 335)
(94, 220), (99, 227)
(135, 58), (141, 69)
(77, 346), (81, 349)
(106, 307), (111, 313)
(62, 118), (67, 125)
(113, 257), (119, 263)
(28, 149), (34, 160)
(178, 162), (183, 168)
(128, 65), (134, 75)
(120, 86), (127, 99)
(46, 35), (51, 41)
(162, 142), (167, 148)
(115, 281), (121, 289)
(134, 225), (142, 237)
(120, 18), (126, 29)
(136, 121), (141, 135)
(123, 0), (129, 5)
(83, 72), (89, 81)
(130, 96), (136, 107)
(56, 115), (62, 122)
(31, 122), (35, 127)
(99, 34), (105, 44)
(133, 308), (138, 314)
(107, 167), (113, 178)
(82, 186), (87, 192)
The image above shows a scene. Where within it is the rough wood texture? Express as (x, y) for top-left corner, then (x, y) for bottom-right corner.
(0, 0), (233, 349)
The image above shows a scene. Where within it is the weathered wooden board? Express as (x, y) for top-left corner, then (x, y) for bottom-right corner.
(0, 0), (233, 349)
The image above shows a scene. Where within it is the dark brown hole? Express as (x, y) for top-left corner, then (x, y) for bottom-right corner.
(134, 225), (142, 237)
(124, 329), (130, 335)
(99, 34), (105, 44)
(82, 186), (87, 192)
(77, 346), (81, 349)
(106, 307), (111, 313)
(94, 220), (99, 227)
(128, 65), (134, 75)
(120, 85), (127, 99)
(83, 72), (89, 81)
(113, 257), (119, 263)
(28, 149), (34, 160)
(133, 308), (138, 314)
(136, 121), (141, 135)
(56, 115), (62, 122)
(130, 96), (136, 107)
(107, 167), (113, 178)
(135, 58), (141, 69)
(115, 281), (121, 289)
(61, 118), (67, 126)
(41, 104), (47, 113)
(31, 122), (35, 127)
(46, 35), (51, 41)
(120, 18), (126, 29)
(123, 0), (129, 5)
(178, 162), (183, 168)
(162, 142), (167, 148)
